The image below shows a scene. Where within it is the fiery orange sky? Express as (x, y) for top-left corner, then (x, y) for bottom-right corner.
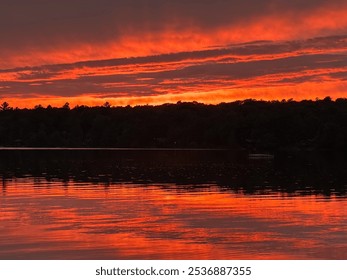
(1, 0), (347, 108)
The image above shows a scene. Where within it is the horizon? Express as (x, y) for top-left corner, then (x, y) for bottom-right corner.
(1, 1), (347, 108)
(0, 95), (342, 110)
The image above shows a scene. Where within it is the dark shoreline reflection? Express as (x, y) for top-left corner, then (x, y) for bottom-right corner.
(0, 149), (347, 196)
(1, 150), (347, 260)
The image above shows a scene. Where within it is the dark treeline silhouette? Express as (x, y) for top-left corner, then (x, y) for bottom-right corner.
(1, 97), (347, 152)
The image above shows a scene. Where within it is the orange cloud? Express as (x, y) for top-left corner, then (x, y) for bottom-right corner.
(1, 3), (347, 69)
(1, 19), (347, 108)
(2, 80), (346, 109)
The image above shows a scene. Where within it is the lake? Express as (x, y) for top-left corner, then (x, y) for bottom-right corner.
(0, 149), (346, 259)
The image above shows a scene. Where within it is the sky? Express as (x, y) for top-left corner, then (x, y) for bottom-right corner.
(1, 0), (347, 108)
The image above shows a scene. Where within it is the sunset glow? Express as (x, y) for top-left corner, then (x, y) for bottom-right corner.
(1, 0), (347, 107)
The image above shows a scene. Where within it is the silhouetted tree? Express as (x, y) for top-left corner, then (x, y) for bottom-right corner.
(0, 102), (11, 111)
(103, 101), (111, 108)
(34, 104), (43, 110)
(62, 102), (70, 110)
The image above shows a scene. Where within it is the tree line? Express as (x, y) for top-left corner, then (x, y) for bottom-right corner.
(0, 97), (347, 152)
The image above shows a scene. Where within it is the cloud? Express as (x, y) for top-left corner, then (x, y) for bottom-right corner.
(1, 35), (347, 107)
(1, 1), (347, 106)
(1, 0), (347, 68)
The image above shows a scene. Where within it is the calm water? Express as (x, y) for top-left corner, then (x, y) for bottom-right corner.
(0, 150), (346, 259)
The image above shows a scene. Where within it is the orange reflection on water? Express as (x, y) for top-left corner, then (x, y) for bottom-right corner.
(1, 179), (346, 259)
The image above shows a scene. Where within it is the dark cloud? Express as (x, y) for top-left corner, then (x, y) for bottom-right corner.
(3, 35), (347, 76)
(1, 36), (346, 98)
(0, 0), (346, 51)
(330, 71), (347, 80)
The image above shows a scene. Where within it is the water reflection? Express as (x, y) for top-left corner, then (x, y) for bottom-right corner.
(1, 149), (347, 195)
(0, 150), (347, 259)
(1, 179), (346, 259)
